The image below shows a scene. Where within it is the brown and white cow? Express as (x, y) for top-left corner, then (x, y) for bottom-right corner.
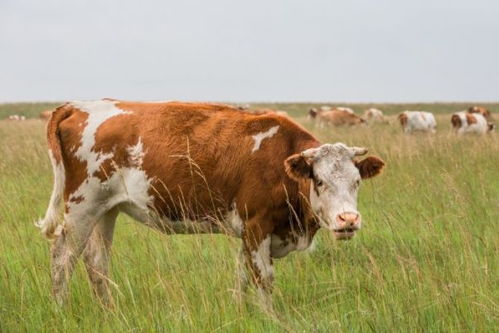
(363, 108), (385, 124)
(451, 111), (495, 135)
(468, 106), (493, 121)
(398, 111), (437, 133)
(36, 100), (384, 307)
(316, 109), (366, 127)
(308, 106), (353, 120)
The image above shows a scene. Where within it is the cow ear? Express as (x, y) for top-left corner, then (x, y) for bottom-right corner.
(285, 154), (313, 181)
(355, 156), (385, 179)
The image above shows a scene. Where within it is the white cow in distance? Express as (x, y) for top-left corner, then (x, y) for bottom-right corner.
(7, 115), (26, 121)
(398, 111), (436, 134)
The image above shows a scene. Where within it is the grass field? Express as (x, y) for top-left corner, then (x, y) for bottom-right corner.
(0, 103), (498, 332)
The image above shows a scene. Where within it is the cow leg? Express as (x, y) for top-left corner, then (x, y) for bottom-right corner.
(82, 208), (118, 307)
(233, 247), (249, 304)
(51, 215), (99, 305)
(242, 221), (274, 309)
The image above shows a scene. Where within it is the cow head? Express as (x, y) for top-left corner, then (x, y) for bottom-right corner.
(285, 143), (385, 240)
(309, 108), (318, 119)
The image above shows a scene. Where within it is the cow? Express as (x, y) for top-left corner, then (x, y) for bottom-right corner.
(363, 108), (385, 124)
(398, 111), (436, 133)
(36, 100), (385, 308)
(40, 110), (53, 120)
(245, 108), (289, 117)
(316, 110), (366, 127)
(468, 106), (493, 122)
(7, 115), (26, 121)
(335, 107), (355, 114)
(308, 107), (320, 119)
(451, 111), (495, 135)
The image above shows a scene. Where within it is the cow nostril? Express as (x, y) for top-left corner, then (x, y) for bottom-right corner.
(338, 212), (360, 225)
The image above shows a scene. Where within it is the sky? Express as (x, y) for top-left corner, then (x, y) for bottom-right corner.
(1, 0), (498, 102)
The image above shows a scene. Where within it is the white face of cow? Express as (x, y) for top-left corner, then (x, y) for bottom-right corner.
(285, 143), (385, 240)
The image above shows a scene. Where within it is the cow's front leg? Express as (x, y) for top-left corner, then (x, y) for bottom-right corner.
(243, 222), (274, 310)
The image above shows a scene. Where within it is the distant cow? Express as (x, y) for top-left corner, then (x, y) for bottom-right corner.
(317, 110), (366, 127)
(363, 108), (385, 124)
(244, 108), (289, 117)
(451, 111), (495, 135)
(468, 106), (492, 121)
(335, 107), (354, 114)
(36, 100), (385, 307)
(7, 115), (26, 121)
(309, 106), (354, 120)
(40, 110), (53, 120)
(398, 111), (436, 133)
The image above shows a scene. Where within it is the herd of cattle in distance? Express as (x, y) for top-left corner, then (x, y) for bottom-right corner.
(307, 105), (495, 135)
(9, 104), (495, 136)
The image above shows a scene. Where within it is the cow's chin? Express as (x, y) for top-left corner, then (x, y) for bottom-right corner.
(333, 230), (356, 240)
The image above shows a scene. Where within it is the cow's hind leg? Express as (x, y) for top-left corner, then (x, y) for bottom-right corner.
(82, 208), (118, 307)
(51, 215), (99, 305)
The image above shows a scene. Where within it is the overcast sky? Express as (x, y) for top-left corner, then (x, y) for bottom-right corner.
(1, 0), (498, 102)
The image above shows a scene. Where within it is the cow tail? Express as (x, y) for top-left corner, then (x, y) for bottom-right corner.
(35, 103), (73, 239)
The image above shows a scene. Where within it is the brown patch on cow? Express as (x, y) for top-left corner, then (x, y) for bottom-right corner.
(69, 195), (84, 204)
(355, 156), (385, 179)
(308, 108), (318, 119)
(398, 113), (408, 128)
(466, 114), (477, 125)
(488, 123), (496, 132)
(468, 106), (492, 120)
(451, 114), (462, 129)
(284, 154), (312, 181)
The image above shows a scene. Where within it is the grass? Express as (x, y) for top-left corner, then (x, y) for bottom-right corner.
(0, 103), (498, 332)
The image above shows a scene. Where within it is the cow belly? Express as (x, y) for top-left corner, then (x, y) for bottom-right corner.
(118, 202), (240, 235)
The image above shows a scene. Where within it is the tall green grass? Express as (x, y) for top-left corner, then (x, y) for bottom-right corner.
(0, 107), (497, 332)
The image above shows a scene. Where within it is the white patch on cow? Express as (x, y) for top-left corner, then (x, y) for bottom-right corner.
(67, 167), (153, 226)
(36, 150), (66, 238)
(251, 235), (273, 279)
(127, 137), (145, 167)
(251, 125), (279, 153)
(270, 234), (295, 258)
(71, 100), (131, 176)
(336, 107), (354, 114)
(225, 206), (244, 237)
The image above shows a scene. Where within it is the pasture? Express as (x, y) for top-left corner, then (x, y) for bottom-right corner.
(0, 103), (498, 332)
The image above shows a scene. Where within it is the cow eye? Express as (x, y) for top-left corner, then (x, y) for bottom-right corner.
(316, 180), (323, 187)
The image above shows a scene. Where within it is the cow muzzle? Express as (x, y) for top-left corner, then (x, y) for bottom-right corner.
(333, 212), (361, 240)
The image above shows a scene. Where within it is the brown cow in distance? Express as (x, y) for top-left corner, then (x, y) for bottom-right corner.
(36, 100), (385, 308)
(40, 110), (53, 120)
(317, 110), (366, 127)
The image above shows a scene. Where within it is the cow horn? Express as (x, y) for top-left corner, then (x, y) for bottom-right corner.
(351, 147), (368, 156)
(300, 147), (320, 159)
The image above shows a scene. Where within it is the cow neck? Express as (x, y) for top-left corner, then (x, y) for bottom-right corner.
(294, 178), (320, 238)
